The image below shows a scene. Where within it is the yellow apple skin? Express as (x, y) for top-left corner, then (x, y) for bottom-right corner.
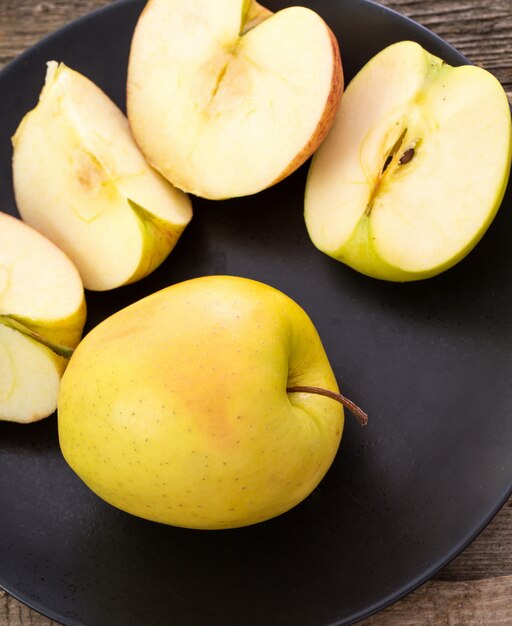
(12, 62), (192, 291)
(0, 212), (86, 422)
(305, 41), (512, 281)
(58, 276), (344, 529)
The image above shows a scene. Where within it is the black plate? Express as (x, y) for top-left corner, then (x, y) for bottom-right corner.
(1, 1), (511, 625)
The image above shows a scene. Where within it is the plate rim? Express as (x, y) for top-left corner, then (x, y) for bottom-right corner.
(0, 1), (510, 625)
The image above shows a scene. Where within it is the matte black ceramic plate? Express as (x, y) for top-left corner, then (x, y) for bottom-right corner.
(1, 1), (511, 625)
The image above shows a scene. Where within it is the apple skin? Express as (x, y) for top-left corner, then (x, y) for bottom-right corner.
(12, 62), (192, 291)
(127, 0), (343, 200)
(58, 276), (344, 529)
(305, 41), (512, 281)
(0, 212), (86, 423)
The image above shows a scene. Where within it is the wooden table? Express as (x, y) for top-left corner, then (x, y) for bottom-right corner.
(0, 1), (511, 624)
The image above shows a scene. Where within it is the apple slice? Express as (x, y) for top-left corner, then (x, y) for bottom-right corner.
(305, 41), (512, 281)
(127, 0), (343, 200)
(12, 62), (192, 291)
(0, 212), (86, 423)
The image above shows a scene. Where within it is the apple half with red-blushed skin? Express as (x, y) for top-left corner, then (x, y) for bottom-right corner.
(127, 0), (343, 200)
(0, 212), (86, 423)
(305, 40), (512, 281)
(12, 62), (192, 292)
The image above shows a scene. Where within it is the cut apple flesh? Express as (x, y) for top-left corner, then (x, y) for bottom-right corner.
(12, 62), (192, 291)
(0, 212), (86, 422)
(127, 0), (343, 200)
(0, 325), (64, 423)
(305, 41), (512, 281)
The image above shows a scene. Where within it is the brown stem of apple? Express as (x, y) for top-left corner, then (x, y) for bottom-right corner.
(0, 314), (74, 359)
(286, 385), (368, 426)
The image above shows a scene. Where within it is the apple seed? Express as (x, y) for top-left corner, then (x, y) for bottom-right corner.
(399, 148), (415, 165)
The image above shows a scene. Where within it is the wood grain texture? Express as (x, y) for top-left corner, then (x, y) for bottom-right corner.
(362, 575), (512, 625)
(0, 591), (55, 626)
(381, 0), (512, 99)
(0, 0), (510, 99)
(0, 0), (111, 69)
(0, 1), (511, 625)
(437, 496), (512, 582)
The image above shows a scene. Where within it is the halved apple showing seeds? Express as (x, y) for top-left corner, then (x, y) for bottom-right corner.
(0, 212), (86, 423)
(127, 0), (343, 200)
(12, 62), (192, 291)
(305, 41), (512, 281)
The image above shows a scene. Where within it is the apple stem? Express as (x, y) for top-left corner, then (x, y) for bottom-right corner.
(0, 314), (74, 359)
(286, 385), (368, 426)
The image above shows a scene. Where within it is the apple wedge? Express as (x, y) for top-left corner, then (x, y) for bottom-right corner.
(0, 212), (86, 423)
(305, 41), (512, 281)
(12, 62), (192, 291)
(127, 0), (343, 200)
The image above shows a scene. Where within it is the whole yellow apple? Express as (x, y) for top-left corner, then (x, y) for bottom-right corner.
(58, 276), (350, 529)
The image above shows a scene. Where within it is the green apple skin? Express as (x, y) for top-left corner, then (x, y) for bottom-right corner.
(58, 276), (344, 529)
(305, 41), (512, 281)
(12, 62), (192, 291)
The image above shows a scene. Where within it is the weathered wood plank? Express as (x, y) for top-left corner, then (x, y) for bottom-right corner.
(0, 591), (55, 626)
(436, 496), (512, 582)
(381, 0), (512, 97)
(0, 0), (511, 99)
(361, 575), (512, 625)
(0, 0), (113, 68)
